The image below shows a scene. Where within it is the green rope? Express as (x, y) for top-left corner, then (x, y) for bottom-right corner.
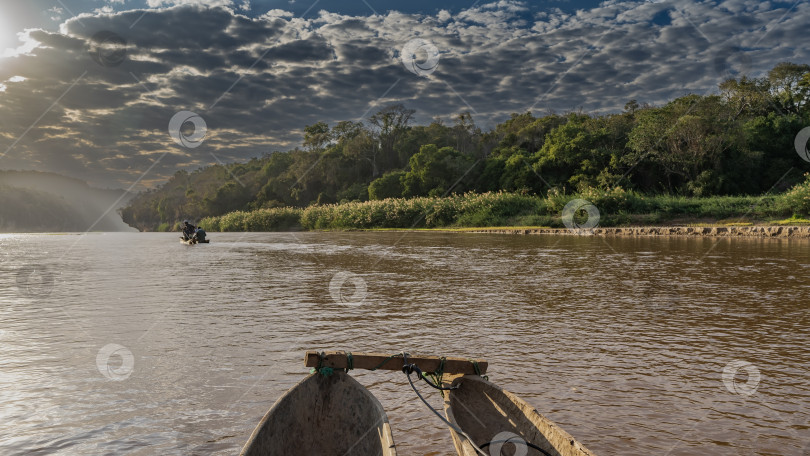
(310, 351), (335, 377)
(369, 353), (402, 371)
(319, 367), (335, 376)
(345, 352), (353, 373)
(424, 356), (447, 397)
(470, 360), (488, 381)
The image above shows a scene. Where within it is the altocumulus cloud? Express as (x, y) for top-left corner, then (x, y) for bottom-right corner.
(0, 0), (807, 189)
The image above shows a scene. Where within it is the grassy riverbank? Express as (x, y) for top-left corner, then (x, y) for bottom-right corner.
(197, 176), (810, 232)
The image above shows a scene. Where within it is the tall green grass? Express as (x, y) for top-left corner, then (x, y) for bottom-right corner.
(197, 175), (810, 232)
(300, 192), (544, 229)
(199, 207), (302, 232)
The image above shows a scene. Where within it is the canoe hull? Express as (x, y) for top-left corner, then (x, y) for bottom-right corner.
(180, 238), (209, 245)
(240, 371), (396, 456)
(444, 375), (595, 456)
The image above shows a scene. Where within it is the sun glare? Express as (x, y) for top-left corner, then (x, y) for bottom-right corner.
(0, 15), (13, 54)
(0, 16), (38, 59)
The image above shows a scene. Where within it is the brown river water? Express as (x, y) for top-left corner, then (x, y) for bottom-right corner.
(1, 231), (808, 455)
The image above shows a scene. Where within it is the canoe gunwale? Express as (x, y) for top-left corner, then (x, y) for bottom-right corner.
(443, 375), (596, 456)
(239, 371), (397, 456)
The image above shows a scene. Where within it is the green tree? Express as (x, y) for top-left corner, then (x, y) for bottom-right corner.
(743, 112), (806, 192)
(368, 171), (406, 200)
(719, 76), (773, 118)
(368, 104), (415, 176)
(303, 122), (332, 152)
(768, 62), (810, 115)
(207, 181), (251, 215)
(627, 95), (745, 195)
(534, 114), (613, 190)
(402, 145), (476, 197)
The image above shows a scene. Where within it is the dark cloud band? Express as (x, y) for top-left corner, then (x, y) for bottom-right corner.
(0, 0), (807, 189)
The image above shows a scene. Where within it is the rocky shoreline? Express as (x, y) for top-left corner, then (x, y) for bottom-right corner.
(463, 225), (810, 238)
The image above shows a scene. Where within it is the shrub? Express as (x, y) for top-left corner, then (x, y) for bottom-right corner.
(368, 171), (406, 200)
(201, 207), (302, 231)
(198, 217), (219, 232)
(773, 173), (810, 216)
(544, 186), (649, 221)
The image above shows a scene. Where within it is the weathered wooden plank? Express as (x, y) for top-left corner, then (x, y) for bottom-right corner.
(304, 351), (487, 375)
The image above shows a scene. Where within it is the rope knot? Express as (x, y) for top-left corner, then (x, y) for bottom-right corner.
(311, 366), (335, 377)
(311, 351), (336, 377)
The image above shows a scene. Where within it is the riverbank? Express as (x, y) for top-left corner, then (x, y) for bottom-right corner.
(196, 186), (810, 234)
(448, 225), (810, 238)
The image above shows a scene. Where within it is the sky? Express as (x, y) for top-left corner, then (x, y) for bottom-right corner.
(0, 0), (807, 189)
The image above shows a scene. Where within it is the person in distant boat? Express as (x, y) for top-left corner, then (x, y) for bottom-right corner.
(181, 220), (196, 241)
(194, 226), (207, 242)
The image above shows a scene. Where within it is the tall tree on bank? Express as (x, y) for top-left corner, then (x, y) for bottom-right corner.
(367, 104), (415, 177)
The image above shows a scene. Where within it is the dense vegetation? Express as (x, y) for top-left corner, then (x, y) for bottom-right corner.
(121, 62), (810, 231)
(197, 181), (810, 231)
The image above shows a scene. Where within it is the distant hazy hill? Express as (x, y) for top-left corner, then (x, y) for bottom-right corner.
(0, 170), (135, 232)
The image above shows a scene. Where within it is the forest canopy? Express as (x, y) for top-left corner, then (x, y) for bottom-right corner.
(120, 62), (810, 231)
